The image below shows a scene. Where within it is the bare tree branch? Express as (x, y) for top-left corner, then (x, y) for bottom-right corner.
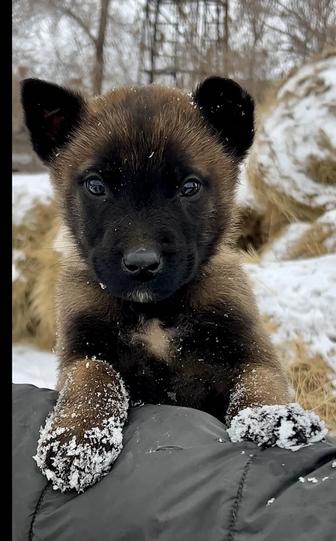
(55, 5), (96, 45)
(93, 0), (110, 94)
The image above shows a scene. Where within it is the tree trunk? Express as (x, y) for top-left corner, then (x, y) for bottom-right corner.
(93, 0), (110, 95)
(149, 0), (161, 84)
(223, 0), (230, 77)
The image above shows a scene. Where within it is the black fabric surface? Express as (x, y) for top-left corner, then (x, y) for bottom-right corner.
(12, 384), (336, 541)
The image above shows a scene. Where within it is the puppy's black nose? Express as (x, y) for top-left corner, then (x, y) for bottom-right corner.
(122, 248), (162, 277)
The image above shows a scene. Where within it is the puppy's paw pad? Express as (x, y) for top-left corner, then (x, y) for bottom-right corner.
(33, 415), (124, 493)
(227, 403), (328, 450)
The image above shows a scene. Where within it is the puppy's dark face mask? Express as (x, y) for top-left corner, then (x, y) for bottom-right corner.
(69, 142), (219, 303)
(21, 77), (254, 303)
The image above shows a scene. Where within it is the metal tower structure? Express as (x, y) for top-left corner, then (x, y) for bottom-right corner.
(138, 0), (229, 88)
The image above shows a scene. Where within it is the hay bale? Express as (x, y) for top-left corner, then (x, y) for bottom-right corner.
(261, 314), (336, 431)
(260, 209), (336, 262)
(259, 222), (311, 262)
(288, 346), (336, 432)
(236, 153), (299, 253)
(13, 173), (60, 350)
(246, 49), (336, 225)
(288, 209), (336, 259)
(235, 166), (267, 251)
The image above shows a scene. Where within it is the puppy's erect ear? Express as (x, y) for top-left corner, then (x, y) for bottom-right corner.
(193, 77), (254, 160)
(21, 78), (86, 163)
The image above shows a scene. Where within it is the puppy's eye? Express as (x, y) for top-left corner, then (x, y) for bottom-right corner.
(85, 175), (106, 196)
(180, 176), (202, 197)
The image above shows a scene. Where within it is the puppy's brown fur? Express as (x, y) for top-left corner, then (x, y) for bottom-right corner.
(22, 79), (289, 465)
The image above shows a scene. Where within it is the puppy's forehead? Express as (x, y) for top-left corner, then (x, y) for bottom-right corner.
(58, 85), (234, 183)
(87, 87), (193, 166)
(90, 86), (193, 137)
(62, 86), (197, 174)
(90, 85), (193, 117)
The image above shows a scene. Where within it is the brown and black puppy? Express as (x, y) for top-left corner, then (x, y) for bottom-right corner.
(21, 77), (290, 491)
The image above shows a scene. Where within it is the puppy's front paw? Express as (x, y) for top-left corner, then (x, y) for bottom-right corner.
(34, 413), (125, 493)
(33, 364), (129, 493)
(227, 403), (328, 451)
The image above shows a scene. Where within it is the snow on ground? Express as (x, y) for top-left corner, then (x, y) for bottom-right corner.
(246, 254), (336, 371)
(13, 173), (53, 224)
(13, 345), (58, 389)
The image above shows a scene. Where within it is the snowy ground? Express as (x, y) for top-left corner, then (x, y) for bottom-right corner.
(12, 172), (53, 224)
(13, 344), (58, 389)
(248, 254), (336, 372)
(12, 173), (336, 389)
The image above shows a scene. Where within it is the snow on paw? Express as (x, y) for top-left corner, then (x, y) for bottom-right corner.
(33, 363), (129, 492)
(227, 403), (328, 451)
(34, 413), (125, 492)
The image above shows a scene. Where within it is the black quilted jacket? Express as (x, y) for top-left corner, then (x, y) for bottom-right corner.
(13, 384), (336, 541)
